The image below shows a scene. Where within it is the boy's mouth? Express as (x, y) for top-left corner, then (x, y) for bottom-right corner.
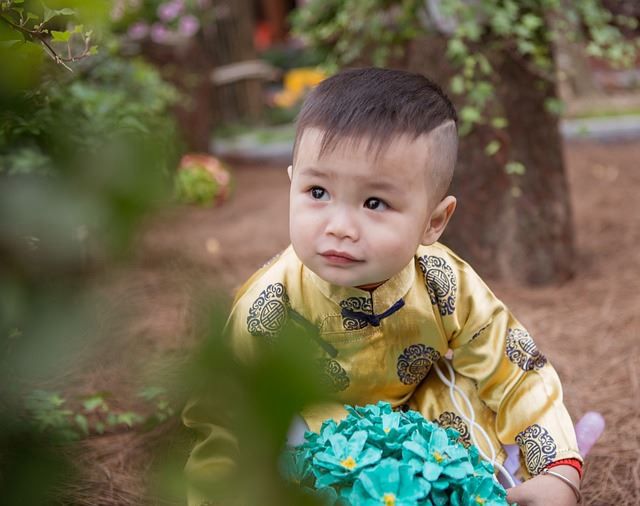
(320, 250), (363, 265)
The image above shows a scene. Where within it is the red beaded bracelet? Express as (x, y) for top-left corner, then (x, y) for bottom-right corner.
(546, 458), (583, 479)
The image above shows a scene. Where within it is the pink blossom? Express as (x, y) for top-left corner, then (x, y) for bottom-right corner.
(150, 23), (171, 44)
(178, 15), (200, 38)
(157, 0), (184, 22)
(127, 21), (149, 40)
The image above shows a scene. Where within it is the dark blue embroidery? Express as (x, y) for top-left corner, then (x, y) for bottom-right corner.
(433, 412), (471, 447)
(470, 322), (491, 342)
(339, 297), (373, 330)
(341, 299), (405, 328)
(515, 424), (557, 475)
(506, 328), (547, 371)
(418, 255), (457, 316)
(397, 344), (441, 385)
(316, 358), (350, 392)
(246, 283), (289, 340)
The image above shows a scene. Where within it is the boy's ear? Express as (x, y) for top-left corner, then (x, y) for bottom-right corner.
(421, 196), (457, 246)
(287, 165), (293, 181)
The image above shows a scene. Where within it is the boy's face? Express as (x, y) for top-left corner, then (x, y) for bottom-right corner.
(289, 128), (452, 288)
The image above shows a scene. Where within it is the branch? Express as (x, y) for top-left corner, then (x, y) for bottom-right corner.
(0, 13), (93, 72)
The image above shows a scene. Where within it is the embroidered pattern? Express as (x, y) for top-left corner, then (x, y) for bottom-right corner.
(433, 411), (471, 447)
(470, 322), (491, 343)
(396, 344), (441, 385)
(418, 255), (457, 315)
(316, 358), (350, 392)
(506, 328), (547, 371)
(515, 424), (557, 475)
(246, 283), (289, 340)
(339, 297), (373, 330)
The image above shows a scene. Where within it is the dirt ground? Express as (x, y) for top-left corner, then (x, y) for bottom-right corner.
(76, 138), (640, 505)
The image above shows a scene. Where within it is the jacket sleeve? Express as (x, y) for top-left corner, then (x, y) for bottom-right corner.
(429, 249), (582, 477)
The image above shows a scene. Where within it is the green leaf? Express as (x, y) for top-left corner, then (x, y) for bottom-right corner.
(521, 13), (543, 31)
(460, 106), (481, 124)
(485, 140), (501, 156)
(505, 161), (526, 175)
(491, 117), (508, 129)
(544, 98), (565, 116)
(450, 75), (465, 95)
(82, 392), (109, 412)
(75, 414), (89, 435)
(446, 38), (467, 60)
(116, 412), (143, 427)
(51, 30), (71, 42)
(138, 386), (165, 401)
(42, 3), (76, 23)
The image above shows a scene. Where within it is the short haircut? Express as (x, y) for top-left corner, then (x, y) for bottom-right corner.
(293, 67), (459, 201)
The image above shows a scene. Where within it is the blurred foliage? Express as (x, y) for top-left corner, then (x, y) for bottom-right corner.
(0, 1), (185, 503)
(291, 0), (640, 173)
(1, 4), (338, 505)
(175, 166), (220, 206)
(175, 153), (233, 206)
(169, 304), (332, 506)
(21, 387), (176, 441)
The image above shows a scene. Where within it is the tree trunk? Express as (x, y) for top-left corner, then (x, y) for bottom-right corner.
(143, 38), (215, 152)
(407, 36), (575, 285)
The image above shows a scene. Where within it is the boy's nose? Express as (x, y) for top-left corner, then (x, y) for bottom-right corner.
(325, 208), (359, 241)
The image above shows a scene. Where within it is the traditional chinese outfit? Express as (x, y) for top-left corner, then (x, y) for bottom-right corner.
(183, 242), (581, 504)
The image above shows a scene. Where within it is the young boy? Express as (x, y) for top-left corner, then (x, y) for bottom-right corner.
(184, 68), (583, 505)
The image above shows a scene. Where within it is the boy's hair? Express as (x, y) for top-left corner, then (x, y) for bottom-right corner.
(293, 67), (458, 201)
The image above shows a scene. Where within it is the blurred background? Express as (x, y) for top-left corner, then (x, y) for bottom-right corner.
(1, 0), (639, 504)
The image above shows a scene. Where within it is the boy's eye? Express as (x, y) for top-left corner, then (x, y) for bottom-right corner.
(310, 186), (329, 200)
(364, 197), (388, 211)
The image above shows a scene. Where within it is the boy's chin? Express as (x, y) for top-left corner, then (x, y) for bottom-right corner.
(312, 267), (379, 289)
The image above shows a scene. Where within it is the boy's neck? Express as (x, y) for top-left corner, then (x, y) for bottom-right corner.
(355, 280), (387, 292)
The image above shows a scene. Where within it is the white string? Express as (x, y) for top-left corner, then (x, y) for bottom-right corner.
(433, 358), (517, 489)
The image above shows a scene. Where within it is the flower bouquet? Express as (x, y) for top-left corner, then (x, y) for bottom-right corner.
(281, 402), (508, 506)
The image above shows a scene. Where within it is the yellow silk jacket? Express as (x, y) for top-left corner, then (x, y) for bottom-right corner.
(183, 242), (581, 502)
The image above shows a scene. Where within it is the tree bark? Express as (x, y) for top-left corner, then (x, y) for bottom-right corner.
(407, 36), (575, 285)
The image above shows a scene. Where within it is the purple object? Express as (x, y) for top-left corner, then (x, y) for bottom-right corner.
(575, 411), (605, 457)
(127, 21), (149, 40)
(178, 14), (200, 38)
(157, 0), (184, 22)
(150, 23), (171, 44)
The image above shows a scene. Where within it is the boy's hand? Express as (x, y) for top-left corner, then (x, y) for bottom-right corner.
(506, 465), (581, 506)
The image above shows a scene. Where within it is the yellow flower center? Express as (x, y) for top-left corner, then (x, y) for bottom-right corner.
(475, 497), (486, 505)
(340, 456), (357, 469)
(383, 493), (396, 505)
(384, 427), (391, 433)
(432, 451), (446, 463)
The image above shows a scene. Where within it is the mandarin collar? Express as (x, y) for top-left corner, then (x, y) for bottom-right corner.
(304, 258), (416, 315)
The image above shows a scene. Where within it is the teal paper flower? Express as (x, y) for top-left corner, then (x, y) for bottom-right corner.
(282, 402), (509, 506)
(403, 429), (474, 483)
(279, 447), (312, 485)
(313, 430), (382, 487)
(302, 418), (338, 457)
(365, 411), (414, 454)
(458, 476), (508, 506)
(350, 459), (430, 506)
